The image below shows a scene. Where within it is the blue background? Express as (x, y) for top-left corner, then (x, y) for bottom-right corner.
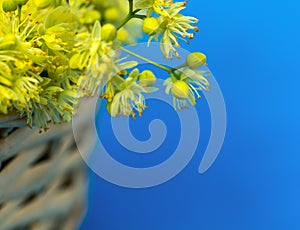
(80, 0), (300, 229)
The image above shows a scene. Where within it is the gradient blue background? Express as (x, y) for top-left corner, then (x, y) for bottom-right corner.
(80, 0), (300, 229)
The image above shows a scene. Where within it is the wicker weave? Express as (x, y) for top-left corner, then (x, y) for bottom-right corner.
(0, 110), (91, 230)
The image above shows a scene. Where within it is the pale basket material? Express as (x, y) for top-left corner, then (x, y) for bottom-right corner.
(0, 105), (92, 230)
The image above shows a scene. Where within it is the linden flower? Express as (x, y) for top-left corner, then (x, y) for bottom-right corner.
(70, 20), (104, 70)
(109, 69), (157, 118)
(0, 85), (17, 114)
(181, 68), (210, 92)
(78, 57), (116, 96)
(71, 21), (117, 96)
(0, 51), (41, 114)
(146, 8), (198, 58)
(164, 78), (190, 110)
(75, 21), (138, 96)
(110, 77), (148, 118)
(135, 0), (186, 18)
(164, 68), (210, 110)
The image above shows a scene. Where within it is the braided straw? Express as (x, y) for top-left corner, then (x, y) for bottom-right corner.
(0, 105), (92, 229)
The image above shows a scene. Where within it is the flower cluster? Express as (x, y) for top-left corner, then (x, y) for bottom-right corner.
(0, 0), (141, 129)
(0, 0), (210, 130)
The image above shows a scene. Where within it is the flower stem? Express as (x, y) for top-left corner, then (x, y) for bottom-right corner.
(170, 72), (178, 82)
(117, 0), (145, 31)
(171, 63), (187, 72)
(129, 0), (133, 13)
(133, 14), (147, 20)
(117, 15), (131, 31)
(120, 47), (172, 74)
(17, 5), (22, 32)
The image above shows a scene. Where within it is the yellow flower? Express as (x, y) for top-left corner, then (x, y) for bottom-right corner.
(144, 3), (199, 58)
(101, 23), (117, 41)
(110, 77), (147, 118)
(139, 70), (156, 87)
(116, 28), (130, 44)
(104, 7), (119, 22)
(164, 68), (210, 110)
(171, 80), (189, 99)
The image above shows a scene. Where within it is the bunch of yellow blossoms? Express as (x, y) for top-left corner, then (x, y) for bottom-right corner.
(0, 0), (210, 130)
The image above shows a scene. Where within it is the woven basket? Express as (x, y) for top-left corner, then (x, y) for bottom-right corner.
(0, 102), (93, 229)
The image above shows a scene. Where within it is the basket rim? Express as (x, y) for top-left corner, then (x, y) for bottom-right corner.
(0, 113), (27, 128)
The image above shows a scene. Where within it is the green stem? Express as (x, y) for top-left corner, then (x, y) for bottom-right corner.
(171, 71), (178, 83)
(129, 0), (133, 13)
(117, 10), (144, 31)
(17, 5), (22, 32)
(146, 9), (153, 18)
(133, 14), (146, 20)
(117, 15), (132, 31)
(120, 47), (172, 74)
(117, 0), (145, 31)
(171, 63), (187, 72)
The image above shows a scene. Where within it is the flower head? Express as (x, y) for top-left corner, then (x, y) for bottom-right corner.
(164, 67), (210, 110)
(110, 75), (147, 118)
(109, 68), (157, 118)
(145, 3), (199, 58)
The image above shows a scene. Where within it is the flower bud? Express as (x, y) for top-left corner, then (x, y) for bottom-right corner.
(171, 80), (189, 99)
(34, 0), (52, 8)
(81, 10), (101, 24)
(142, 17), (159, 35)
(186, 52), (206, 69)
(2, 0), (18, 12)
(104, 7), (119, 22)
(101, 23), (117, 41)
(139, 70), (156, 87)
(117, 28), (129, 43)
